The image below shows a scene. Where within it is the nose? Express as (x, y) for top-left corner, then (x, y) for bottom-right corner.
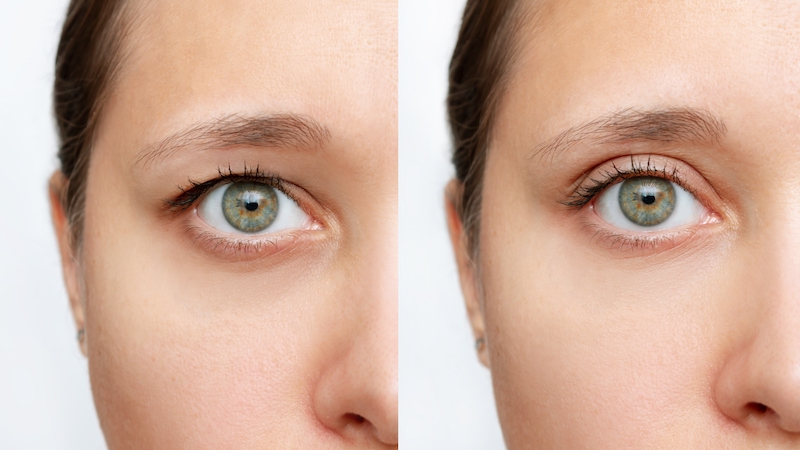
(715, 324), (800, 433)
(312, 324), (398, 445)
(715, 229), (800, 434)
(311, 239), (398, 446)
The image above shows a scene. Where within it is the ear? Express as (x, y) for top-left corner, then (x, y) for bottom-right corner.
(49, 172), (87, 356)
(445, 180), (489, 368)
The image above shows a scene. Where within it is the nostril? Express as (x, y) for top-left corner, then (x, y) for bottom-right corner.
(344, 413), (366, 425)
(746, 402), (769, 414)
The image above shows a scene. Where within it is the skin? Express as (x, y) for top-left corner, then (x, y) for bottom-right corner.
(50, 0), (397, 448)
(448, 0), (800, 448)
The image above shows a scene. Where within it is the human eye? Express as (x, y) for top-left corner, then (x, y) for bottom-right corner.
(563, 155), (721, 250)
(165, 165), (321, 258)
(594, 176), (703, 231)
(198, 181), (308, 235)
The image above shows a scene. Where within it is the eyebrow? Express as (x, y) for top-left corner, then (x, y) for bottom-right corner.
(530, 108), (727, 163)
(134, 113), (331, 169)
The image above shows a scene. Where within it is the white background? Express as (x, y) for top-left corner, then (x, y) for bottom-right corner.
(0, 0), (504, 448)
(399, 0), (505, 448)
(0, 0), (106, 448)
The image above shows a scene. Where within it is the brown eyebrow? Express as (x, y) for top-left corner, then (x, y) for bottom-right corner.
(530, 108), (727, 163)
(134, 113), (331, 169)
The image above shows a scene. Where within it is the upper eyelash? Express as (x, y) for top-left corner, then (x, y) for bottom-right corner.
(165, 164), (284, 212)
(561, 155), (692, 209)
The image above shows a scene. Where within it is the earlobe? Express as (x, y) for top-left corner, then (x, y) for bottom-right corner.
(49, 172), (87, 356)
(445, 180), (490, 368)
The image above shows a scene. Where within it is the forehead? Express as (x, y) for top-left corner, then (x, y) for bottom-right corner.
(103, 0), (396, 146)
(502, 0), (800, 138)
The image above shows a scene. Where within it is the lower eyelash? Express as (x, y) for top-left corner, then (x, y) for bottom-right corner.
(579, 217), (694, 253)
(185, 224), (303, 260)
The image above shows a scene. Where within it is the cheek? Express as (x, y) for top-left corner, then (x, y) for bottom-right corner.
(79, 180), (340, 447)
(81, 254), (328, 447)
(478, 165), (736, 447)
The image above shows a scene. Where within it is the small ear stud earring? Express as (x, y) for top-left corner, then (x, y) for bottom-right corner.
(475, 337), (485, 351)
(77, 328), (85, 342)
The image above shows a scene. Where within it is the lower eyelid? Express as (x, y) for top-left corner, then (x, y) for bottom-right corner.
(175, 187), (327, 260)
(181, 221), (322, 261)
(578, 213), (701, 254)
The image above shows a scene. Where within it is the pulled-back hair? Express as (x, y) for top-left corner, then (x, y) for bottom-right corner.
(53, 0), (134, 246)
(447, 0), (531, 256)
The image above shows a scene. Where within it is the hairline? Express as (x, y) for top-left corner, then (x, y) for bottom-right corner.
(454, 0), (541, 264)
(56, 0), (149, 249)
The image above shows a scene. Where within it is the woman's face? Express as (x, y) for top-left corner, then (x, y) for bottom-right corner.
(453, 0), (800, 447)
(52, 0), (397, 448)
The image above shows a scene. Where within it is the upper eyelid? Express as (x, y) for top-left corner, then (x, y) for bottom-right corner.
(164, 169), (285, 212)
(561, 155), (708, 210)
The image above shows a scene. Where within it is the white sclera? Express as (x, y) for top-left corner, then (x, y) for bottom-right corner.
(594, 179), (705, 232)
(197, 183), (309, 235)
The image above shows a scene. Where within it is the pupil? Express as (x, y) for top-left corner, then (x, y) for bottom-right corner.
(244, 201), (259, 211)
(641, 194), (656, 205)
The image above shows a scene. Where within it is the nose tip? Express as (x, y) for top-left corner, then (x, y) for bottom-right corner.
(312, 346), (398, 445)
(715, 338), (800, 434)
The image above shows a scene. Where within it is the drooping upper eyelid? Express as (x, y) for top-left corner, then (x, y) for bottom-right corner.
(165, 170), (286, 213)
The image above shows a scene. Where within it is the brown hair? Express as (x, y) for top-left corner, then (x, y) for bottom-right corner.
(447, 0), (532, 256)
(53, 0), (134, 247)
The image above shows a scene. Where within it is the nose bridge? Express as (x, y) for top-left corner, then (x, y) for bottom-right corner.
(344, 215), (398, 398)
(763, 196), (800, 317)
(346, 209), (397, 354)
(762, 210), (800, 410)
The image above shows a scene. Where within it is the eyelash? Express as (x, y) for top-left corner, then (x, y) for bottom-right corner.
(165, 164), (293, 213)
(562, 155), (695, 209)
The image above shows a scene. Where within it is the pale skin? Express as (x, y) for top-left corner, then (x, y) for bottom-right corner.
(50, 0), (397, 448)
(448, 0), (800, 448)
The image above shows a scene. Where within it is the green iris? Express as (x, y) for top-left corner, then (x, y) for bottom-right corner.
(221, 182), (279, 233)
(618, 177), (675, 226)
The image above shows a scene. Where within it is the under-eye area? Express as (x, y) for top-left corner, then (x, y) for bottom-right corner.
(164, 164), (324, 259)
(563, 154), (723, 252)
